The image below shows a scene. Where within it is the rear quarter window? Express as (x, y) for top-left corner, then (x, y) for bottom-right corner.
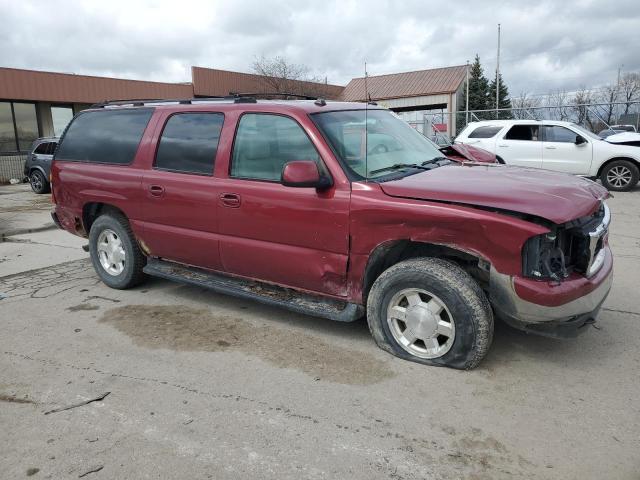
(55, 108), (153, 164)
(467, 126), (503, 138)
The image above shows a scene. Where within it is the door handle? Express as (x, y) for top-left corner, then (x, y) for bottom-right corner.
(149, 185), (165, 197)
(220, 193), (241, 208)
(544, 146), (557, 149)
(498, 144), (509, 147)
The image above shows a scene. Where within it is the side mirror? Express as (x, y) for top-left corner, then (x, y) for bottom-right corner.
(281, 160), (332, 189)
(575, 135), (587, 145)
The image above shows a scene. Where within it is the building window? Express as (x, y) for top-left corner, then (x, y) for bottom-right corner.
(51, 106), (74, 137)
(0, 101), (40, 153)
(0, 102), (15, 153)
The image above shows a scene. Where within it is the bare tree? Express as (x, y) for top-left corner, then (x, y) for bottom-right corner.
(619, 72), (640, 115)
(251, 55), (327, 97)
(572, 87), (595, 130)
(547, 89), (571, 121)
(511, 91), (542, 119)
(597, 83), (620, 125)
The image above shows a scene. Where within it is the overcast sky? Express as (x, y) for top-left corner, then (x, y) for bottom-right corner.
(1, 0), (639, 96)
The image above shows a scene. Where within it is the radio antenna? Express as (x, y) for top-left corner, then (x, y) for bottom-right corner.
(364, 61), (369, 181)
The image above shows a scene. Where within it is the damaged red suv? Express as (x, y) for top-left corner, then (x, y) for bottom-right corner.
(51, 98), (612, 369)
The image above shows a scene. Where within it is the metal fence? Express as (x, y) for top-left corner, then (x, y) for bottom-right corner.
(0, 154), (27, 183)
(413, 101), (640, 145)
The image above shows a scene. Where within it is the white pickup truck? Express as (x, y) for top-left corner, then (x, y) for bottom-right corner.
(455, 120), (640, 191)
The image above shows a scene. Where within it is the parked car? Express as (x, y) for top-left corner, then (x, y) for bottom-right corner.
(598, 128), (625, 139)
(51, 99), (612, 369)
(609, 124), (637, 132)
(455, 120), (640, 191)
(24, 137), (58, 193)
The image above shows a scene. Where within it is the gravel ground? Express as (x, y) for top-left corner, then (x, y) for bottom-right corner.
(0, 183), (638, 479)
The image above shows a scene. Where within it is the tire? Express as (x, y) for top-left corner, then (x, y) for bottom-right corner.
(366, 257), (493, 370)
(29, 170), (50, 194)
(600, 160), (639, 192)
(89, 213), (147, 289)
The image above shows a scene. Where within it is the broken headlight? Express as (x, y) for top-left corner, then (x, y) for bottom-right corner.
(522, 231), (569, 281)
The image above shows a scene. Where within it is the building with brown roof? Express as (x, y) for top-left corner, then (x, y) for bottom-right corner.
(0, 64), (466, 181)
(341, 65), (467, 136)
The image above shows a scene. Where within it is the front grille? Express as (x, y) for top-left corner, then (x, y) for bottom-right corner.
(523, 202), (610, 280)
(561, 203), (609, 277)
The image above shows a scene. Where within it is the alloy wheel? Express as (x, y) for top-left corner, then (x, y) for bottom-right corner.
(386, 288), (456, 359)
(607, 165), (633, 188)
(97, 229), (126, 276)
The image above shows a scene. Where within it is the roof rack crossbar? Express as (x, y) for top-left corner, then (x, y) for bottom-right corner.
(229, 92), (320, 100)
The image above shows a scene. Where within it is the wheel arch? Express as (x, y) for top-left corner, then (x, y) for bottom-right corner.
(28, 165), (48, 177)
(361, 240), (488, 304)
(596, 156), (640, 177)
(82, 202), (128, 234)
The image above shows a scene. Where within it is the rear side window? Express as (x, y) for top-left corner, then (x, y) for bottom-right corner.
(155, 113), (224, 175)
(55, 109), (153, 164)
(468, 126), (503, 138)
(231, 113), (320, 182)
(504, 124), (539, 141)
(34, 142), (57, 155)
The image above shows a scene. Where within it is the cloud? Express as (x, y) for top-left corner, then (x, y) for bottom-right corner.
(1, 0), (639, 96)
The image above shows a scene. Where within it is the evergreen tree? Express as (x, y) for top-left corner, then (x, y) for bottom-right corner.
(462, 55), (490, 113)
(489, 73), (512, 119)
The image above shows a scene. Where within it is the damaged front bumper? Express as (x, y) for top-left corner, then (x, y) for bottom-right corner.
(489, 246), (613, 338)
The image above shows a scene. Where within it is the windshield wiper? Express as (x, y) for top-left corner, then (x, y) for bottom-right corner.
(369, 163), (429, 175)
(421, 156), (450, 166)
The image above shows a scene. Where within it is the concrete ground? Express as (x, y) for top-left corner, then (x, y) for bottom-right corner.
(0, 182), (638, 480)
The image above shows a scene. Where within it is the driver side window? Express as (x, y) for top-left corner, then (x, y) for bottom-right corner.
(231, 113), (320, 182)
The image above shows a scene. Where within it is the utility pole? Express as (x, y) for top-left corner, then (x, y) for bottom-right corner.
(617, 64), (623, 85)
(465, 60), (470, 125)
(495, 23), (501, 119)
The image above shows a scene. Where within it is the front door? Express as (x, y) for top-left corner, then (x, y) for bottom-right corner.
(541, 125), (593, 174)
(140, 112), (225, 270)
(495, 124), (543, 168)
(217, 112), (350, 297)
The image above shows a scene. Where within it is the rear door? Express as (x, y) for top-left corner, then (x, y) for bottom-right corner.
(495, 124), (543, 168)
(541, 124), (593, 174)
(216, 112), (351, 297)
(140, 111), (225, 270)
(29, 141), (56, 174)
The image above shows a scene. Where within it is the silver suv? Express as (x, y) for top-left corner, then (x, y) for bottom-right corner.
(24, 137), (58, 194)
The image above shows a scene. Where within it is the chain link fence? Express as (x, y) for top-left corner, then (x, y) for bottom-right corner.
(0, 154), (27, 184)
(414, 101), (640, 145)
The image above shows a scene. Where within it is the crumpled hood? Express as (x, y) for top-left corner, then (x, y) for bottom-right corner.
(379, 164), (609, 224)
(442, 143), (497, 163)
(604, 132), (640, 144)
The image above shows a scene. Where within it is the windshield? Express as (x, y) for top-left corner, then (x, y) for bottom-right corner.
(571, 123), (601, 140)
(312, 109), (445, 179)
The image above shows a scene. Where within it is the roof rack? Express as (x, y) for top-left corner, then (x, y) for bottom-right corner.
(90, 95), (257, 108)
(229, 92), (321, 100)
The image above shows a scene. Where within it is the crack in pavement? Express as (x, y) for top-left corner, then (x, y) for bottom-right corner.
(2, 350), (535, 476)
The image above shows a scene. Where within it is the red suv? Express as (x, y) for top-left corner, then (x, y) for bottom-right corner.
(51, 97), (613, 369)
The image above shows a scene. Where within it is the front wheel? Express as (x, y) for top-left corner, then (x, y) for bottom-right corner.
(600, 160), (639, 191)
(367, 258), (493, 369)
(89, 213), (147, 289)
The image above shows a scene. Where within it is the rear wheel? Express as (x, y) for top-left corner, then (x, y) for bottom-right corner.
(367, 258), (493, 369)
(600, 160), (639, 191)
(29, 170), (50, 194)
(89, 213), (147, 289)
